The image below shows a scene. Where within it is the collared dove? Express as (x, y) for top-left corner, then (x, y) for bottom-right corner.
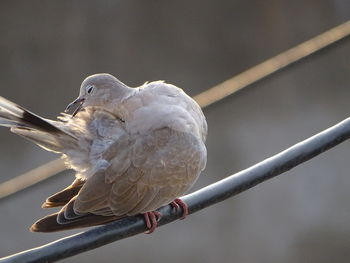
(0, 73), (207, 233)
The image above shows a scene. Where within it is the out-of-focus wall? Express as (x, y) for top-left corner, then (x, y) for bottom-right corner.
(0, 1), (350, 262)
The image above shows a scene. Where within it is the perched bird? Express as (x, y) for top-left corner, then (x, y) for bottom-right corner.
(0, 73), (207, 233)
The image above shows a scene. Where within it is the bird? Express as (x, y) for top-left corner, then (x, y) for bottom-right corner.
(0, 73), (207, 233)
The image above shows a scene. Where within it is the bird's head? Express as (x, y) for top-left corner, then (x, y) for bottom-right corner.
(65, 73), (132, 116)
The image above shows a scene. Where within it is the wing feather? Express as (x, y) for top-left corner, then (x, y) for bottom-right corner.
(42, 178), (85, 208)
(73, 171), (112, 214)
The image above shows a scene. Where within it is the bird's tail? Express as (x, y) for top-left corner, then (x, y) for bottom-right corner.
(0, 96), (78, 153)
(30, 210), (121, 232)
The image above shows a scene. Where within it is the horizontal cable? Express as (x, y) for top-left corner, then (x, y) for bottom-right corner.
(2, 116), (350, 262)
(0, 20), (349, 200)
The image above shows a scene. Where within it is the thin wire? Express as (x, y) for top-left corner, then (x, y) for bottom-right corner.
(193, 20), (350, 107)
(0, 159), (65, 199)
(2, 115), (350, 262)
(1, 20), (350, 200)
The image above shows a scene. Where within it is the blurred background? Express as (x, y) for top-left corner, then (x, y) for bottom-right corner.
(0, 1), (350, 262)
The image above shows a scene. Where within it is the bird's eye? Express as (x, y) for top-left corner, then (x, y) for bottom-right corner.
(87, 86), (94, 94)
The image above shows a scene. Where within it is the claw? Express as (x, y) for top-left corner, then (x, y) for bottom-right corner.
(170, 198), (188, 220)
(143, 211), (162, 234)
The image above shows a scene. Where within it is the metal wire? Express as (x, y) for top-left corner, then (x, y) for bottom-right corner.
(0, 20), (350, 200)
(2, 116), (350, 263)
(0, 159), (65, 199)
(193, 20), (350, 107)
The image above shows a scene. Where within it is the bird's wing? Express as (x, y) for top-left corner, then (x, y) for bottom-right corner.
(30, 171), (123, 232)
(41, 178), (85, 208)
(74, 127), (206, 217)
(31, 109), (131, 232)
(30, 208), (120, 232)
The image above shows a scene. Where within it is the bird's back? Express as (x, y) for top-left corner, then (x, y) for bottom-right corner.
(118, 81), (207, 142)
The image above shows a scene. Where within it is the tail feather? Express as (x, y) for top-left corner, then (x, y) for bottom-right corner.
(0, 96), (73, 135)
(42, 178), (85, 208)
(30, 179), (122, 232)
(30, 212), (121, 232)
(0, 116), (22, 128)
(0, 97), (26, 119)
(0, 96), (77, 152)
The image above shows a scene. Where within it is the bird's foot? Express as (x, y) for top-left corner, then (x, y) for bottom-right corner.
(170, 198), (188, 220)
(143, 211), (162, 234)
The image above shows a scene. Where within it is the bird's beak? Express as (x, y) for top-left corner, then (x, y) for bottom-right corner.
(65, 97), (85, 117)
